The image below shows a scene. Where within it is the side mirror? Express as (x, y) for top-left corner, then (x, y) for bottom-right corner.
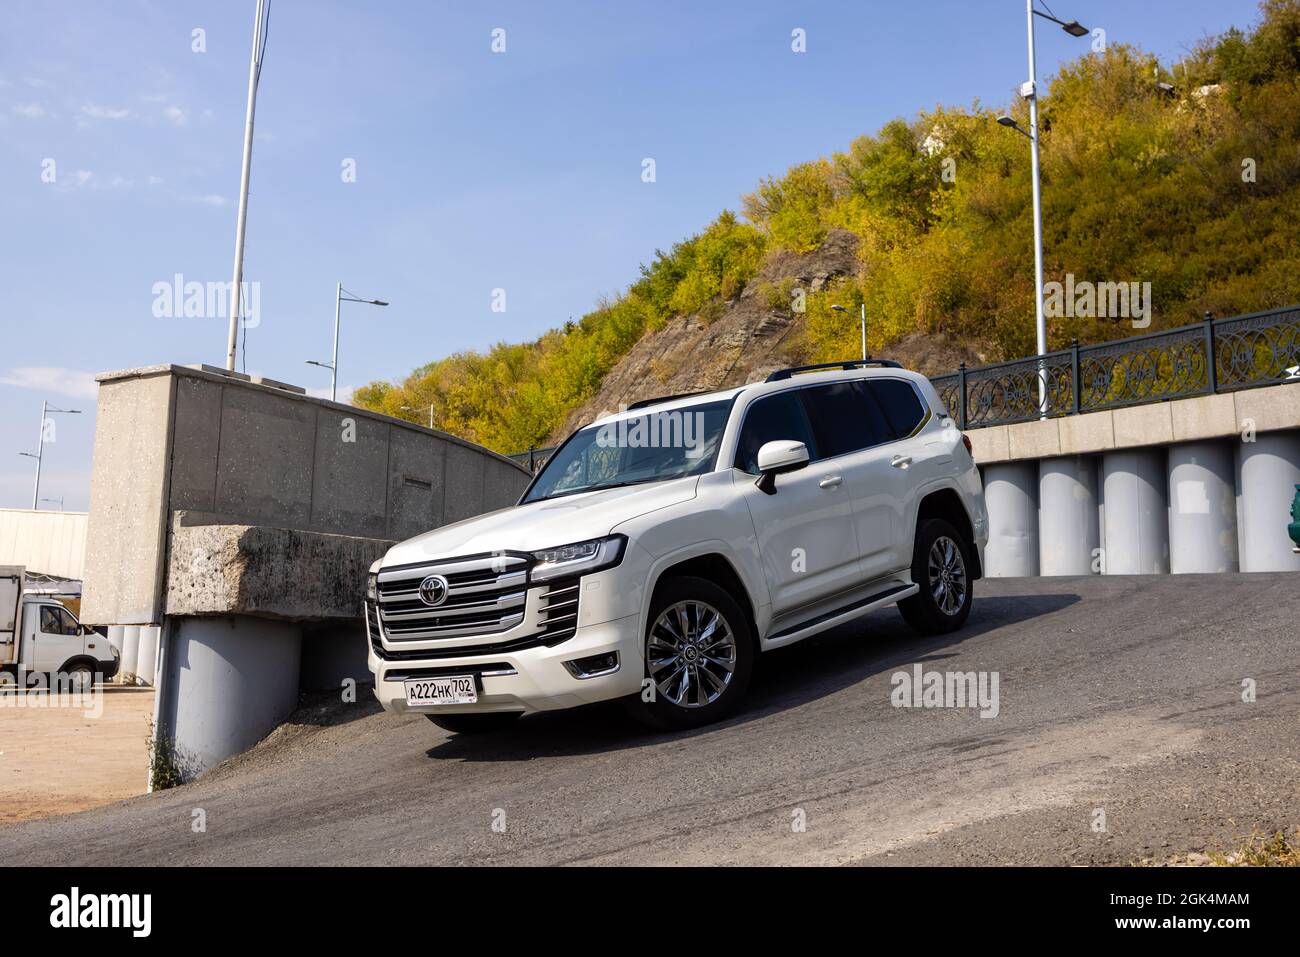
(754, 440), (809, 495)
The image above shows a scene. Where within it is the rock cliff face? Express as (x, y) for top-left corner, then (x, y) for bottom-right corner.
(552, 229), (987, 441)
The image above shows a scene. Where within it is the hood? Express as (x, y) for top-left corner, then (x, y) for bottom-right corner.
(381, 475), (700, 566)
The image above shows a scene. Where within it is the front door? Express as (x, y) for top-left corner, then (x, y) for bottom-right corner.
(734, 389), (862, 616)
(28, 603), (81, 675)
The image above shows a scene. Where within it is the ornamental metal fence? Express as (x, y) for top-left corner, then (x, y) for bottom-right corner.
(928, 305), (1300, 430)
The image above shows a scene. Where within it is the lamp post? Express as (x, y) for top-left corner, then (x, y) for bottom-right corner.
(830, 303), (868, 360)
(18, 401), (81, 509)
(999, 1), (1089, 416)
(308, 282), (388, 401)
(402, 404), (435, 429)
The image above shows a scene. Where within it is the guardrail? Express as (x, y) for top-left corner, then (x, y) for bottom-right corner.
(929, 305), (1300, 429)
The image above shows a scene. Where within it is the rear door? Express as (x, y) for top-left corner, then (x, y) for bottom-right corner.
(734, 389), (862, 616)
(862, 377), (939, 571)
(797, 381), (910, 581)
(0, 571), (20, 667)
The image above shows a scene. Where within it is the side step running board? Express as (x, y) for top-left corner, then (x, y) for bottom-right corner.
(763, 582), (918, 650)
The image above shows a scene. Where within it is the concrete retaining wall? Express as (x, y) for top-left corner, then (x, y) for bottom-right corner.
(82, 364), (531, 626)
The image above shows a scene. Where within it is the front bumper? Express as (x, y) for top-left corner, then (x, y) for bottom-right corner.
(369, 615), (643, 715)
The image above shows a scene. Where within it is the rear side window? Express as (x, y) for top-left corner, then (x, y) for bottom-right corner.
(797, 382), (893, 458)
(734, 391), (816, 474)
(866, 379), (928, 438)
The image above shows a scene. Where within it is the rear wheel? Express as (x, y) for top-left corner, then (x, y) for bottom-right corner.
(898, 518), (973, 634)
(425, 712), (522, 734)
(625, 576), (754, 731)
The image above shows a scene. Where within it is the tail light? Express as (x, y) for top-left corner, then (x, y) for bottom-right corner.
(962, 433), (973, 455)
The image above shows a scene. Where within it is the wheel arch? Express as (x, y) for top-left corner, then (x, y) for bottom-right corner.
(650, 552), (760, 648)
(915, 487), (983, 579)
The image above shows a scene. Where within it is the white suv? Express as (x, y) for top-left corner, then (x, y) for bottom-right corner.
(366, 361), (988, 732)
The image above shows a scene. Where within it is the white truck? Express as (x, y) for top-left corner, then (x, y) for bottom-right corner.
(0, 566), (119, 690)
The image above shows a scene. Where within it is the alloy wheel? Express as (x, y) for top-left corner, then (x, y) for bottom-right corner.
(647, 600), (737, 708)
(928, 535), (967, 616)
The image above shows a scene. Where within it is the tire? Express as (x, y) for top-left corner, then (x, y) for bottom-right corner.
(63, 663), (95, 693)
(625, 575), (755, 731)
(898, 518), (974, 635)
(425, 712), (522, 734)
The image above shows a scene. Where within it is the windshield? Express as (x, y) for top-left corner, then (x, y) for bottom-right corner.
(523, 399), (733, 503)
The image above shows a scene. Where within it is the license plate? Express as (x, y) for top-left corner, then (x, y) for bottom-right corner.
(404, 675), (477, 706)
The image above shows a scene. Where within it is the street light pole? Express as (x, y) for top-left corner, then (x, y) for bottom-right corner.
(309, 283), (388, 402)
(20, 401), (81, 509)
(225, 0), (270, 371)
(30, 399), (46, 510)
(331, 281), (342, 401)
(1025, 0), (1048, 416)
(861, 302), (868, 360)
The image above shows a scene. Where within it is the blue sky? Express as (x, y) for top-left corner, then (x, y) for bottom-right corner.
(0, 0), (1265, 510)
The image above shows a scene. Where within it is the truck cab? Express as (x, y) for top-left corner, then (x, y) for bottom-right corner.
(1, 566), (119, 690)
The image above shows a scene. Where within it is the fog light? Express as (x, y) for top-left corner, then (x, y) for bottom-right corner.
(563, 652), (620, 679)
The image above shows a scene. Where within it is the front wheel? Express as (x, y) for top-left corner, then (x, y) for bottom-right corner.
(898, 518), (973, 634)
(625, 576), (755, 731)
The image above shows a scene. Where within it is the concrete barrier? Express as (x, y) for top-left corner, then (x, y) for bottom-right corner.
(78, 363), (533, 778)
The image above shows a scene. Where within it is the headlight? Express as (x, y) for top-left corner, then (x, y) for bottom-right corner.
(366, 572), (378, 601)
(529, 535), (626, 582)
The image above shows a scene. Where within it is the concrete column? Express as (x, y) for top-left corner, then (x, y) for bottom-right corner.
(1102, 449), (1169, 574)
(1038, 456), (1100, 575)
(1236, 431), (1300, 572)
(159, 616), (302, 779)
(119, 625), (140, 682)
(106, 625), (126, 658)
(135, 625), (159, 686)
(983, 462), (1039, 577)
(1168, 442), (1238, 573)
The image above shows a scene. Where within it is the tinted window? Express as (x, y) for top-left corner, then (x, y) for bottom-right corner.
(798, 382), (893, 458)
(867, 379), (927, 437)
(734, 391), (815, 474)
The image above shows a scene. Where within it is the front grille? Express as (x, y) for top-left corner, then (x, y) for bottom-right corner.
(376, 554), (530, 641)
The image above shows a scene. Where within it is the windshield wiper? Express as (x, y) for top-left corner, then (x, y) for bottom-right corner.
(539, 476), (665, 501)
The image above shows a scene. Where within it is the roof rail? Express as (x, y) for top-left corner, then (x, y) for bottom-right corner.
(765, 358), (902, 382)
(625, 390), (711, 411)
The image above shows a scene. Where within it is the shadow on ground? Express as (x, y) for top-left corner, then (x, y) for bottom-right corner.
(423, 590), (1081, 763)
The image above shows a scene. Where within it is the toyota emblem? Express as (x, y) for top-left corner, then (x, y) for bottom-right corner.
(417, 574), (450, 607)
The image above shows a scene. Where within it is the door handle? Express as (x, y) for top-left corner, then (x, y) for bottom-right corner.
(819, 475), (843, 489)
(891, 454), (912, 469)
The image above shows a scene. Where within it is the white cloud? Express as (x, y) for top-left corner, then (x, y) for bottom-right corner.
(163, 104), (188, 125)
(0, 367), (98, 401)
(12, 102), (46, 118)
(191, 193), (228, 206)
(74, 169), (93, 187)
(305, 385), (355, 404)
(80, 103), (130, 120)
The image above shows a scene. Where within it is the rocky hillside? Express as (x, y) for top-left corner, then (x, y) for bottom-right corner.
(552, 229), (986, 440)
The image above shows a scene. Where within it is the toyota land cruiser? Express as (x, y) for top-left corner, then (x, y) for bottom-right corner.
(365, 360), (988, 732)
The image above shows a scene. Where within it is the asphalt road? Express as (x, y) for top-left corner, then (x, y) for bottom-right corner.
(6, 574), (1299, 866)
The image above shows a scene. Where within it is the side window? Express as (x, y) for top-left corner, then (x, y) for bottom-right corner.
(734, 391), (816, 474)
(39, 607), (78, 635)
(798, 382), (893, 458)
(867, 379), (928, 438)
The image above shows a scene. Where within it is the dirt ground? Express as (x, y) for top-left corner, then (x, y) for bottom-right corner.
(0, 686), (153, 825)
